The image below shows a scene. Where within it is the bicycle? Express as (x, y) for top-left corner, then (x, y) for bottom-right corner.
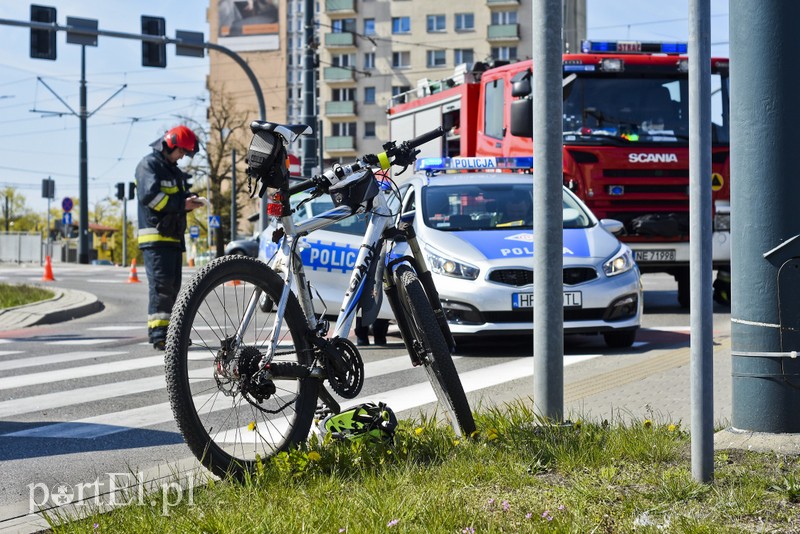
(165, 120), (476, 479)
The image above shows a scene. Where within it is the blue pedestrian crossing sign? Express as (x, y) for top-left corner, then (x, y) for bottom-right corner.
(208, 215), (221, 229)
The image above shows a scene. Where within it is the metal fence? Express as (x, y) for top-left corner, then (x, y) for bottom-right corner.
(0, 233), (42, 263)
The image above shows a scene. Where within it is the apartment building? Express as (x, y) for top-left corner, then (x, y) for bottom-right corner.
(320, 0), (531, 164)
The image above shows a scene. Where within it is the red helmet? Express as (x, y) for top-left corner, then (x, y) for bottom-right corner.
(163, 125), (198, 156)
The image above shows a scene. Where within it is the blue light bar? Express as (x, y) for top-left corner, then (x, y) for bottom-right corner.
(416, 156), (533, 172)
(580, 40), (688, 55)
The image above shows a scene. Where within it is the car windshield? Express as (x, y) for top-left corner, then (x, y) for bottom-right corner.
(563, 74), (729, 144)
(423, 184), (592, 231)
(293, 197), (368, 236)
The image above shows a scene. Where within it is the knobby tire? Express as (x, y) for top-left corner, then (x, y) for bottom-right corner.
(394, 264), (476, 436)
(165, 256), (318, 480)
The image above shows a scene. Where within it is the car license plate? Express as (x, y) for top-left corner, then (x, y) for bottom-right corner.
(512, 292), (582, 308)
(634, 249), (676, 262)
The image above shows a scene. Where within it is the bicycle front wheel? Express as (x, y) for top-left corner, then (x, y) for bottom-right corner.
(165, 256), (318, 480)
(394, 264), (476, 436)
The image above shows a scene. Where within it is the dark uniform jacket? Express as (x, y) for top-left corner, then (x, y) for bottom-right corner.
(135, 149), (192, 250)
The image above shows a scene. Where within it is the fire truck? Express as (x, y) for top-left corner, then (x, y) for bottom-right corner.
(387, 40), (731, 307)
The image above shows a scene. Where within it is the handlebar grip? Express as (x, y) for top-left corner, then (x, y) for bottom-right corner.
(288, 178), (317, 196)
(406, 127), (444, 149)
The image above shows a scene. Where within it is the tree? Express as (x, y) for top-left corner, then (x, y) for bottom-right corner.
(0, 187), (35, 233)
(180, 88), (253, 257)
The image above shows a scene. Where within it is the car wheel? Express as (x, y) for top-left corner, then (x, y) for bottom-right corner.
(603, 329), (637, 348)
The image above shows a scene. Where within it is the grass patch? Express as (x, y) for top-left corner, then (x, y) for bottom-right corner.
(0, 282), (54, 309)
(47, 403), (800, 533)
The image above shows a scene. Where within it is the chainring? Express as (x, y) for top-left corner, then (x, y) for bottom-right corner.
(325, 337), (364, 399)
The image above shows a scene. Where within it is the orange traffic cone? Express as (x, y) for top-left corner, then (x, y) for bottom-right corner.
(127, 258), (141, 283)
(42, 255), (55, 282)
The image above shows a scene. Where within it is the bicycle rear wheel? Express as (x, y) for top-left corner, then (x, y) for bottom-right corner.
(165, 256), (318, 480)
(394, 264), (476, 436)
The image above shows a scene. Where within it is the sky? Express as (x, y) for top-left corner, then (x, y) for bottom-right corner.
(0, 0), (730, 217)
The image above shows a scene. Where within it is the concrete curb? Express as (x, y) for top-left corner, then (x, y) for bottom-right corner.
(715, 427), (800, 455)
(0, 287), (103, 331)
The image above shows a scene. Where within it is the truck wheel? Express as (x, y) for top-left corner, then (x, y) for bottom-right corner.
(676, 270), (690, 309)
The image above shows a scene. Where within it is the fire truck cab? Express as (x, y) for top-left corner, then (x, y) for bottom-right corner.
(388, 40), (731, 307)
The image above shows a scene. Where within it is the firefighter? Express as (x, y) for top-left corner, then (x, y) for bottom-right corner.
(135, 125), (205, 350)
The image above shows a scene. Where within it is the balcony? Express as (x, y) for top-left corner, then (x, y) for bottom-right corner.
(325, 0), (357, 14)
(487, 23), (520, 42)
(487, 0), (519, 5)
(325, 32), (356, 48)
(323, 66), (356, 83)
(324, 135), (355, 152)
(325, 101), (357, 116)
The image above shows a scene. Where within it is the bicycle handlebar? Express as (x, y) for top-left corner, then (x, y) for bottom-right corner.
(287, 127), (444, 197)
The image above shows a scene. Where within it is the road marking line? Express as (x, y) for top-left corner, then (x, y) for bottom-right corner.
(87, 326), (142, 331)
(0, 350), (23, 357)
(0, 351), (126, 371)
(47, 339), (121, 346)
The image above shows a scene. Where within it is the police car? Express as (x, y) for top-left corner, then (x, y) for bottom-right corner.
(259, 156), (642, 347)
(394, 156), (642, 348)
(257, 192), (393, 319)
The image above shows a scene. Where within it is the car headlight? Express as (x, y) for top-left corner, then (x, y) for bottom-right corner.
(426, 247), (479, 280)
(603, 246), (635, 277)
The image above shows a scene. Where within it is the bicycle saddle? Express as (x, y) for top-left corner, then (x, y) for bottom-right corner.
(250, 120), (312, 143)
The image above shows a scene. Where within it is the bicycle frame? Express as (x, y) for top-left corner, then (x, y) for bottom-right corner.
(252, 175), (396, 364)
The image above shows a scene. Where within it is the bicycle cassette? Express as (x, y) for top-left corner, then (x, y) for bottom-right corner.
(325, 337), (364, 399)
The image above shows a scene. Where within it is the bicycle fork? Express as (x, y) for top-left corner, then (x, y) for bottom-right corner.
(382, 222), (457, 364)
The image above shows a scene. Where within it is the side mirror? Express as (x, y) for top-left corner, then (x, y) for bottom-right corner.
(511, 68), (532, 97)
(600, 218), (625, 236)
(510, 99), (532, 137)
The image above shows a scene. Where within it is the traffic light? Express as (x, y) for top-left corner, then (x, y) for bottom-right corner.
(128, 182), (136, 200)
(116, 182), (125, 200)
(30, 5), (57, 60)
(141, 15), (166, 68)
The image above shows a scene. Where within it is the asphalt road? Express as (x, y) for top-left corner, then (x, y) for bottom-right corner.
(0, 262), (731, 532)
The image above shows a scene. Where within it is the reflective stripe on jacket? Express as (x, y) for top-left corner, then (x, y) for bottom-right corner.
(135, 149), (191, 249)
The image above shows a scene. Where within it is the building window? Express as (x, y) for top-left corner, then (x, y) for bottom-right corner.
(392, 85), (412, 103)
(427, 15), (446, 33)
(333, 53), (356, 67)
(427, 50), (446, 68)
(491, 11), (518, 25)
(392, 17), (410, 34)
(333, 122), (356, 136)
(332, 18), (356, 33)
(364, 121), (376, 138)
(454, 49), (474, 68)
(333, 88), (355, 101)
(392, 51), (410, 68)
(364, 52), (375, 70)
(491, 47), (518, 61)
(364, 86), (376, 104)
(364, 18), (375, 35)
(455, 13), (474, 31)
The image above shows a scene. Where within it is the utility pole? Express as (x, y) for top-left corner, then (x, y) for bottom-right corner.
(301, 0), (318, 177)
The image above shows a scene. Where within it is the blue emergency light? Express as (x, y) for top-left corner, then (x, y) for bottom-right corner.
(580, 40), (688, 55)
(416, 156), (534, 173)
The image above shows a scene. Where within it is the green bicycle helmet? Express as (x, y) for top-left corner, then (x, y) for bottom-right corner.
(318, 402), (398, 443)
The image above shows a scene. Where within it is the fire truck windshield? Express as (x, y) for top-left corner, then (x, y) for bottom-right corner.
(562, 74), (729, 145)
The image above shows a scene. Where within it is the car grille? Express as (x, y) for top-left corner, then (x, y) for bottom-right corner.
(563, 267), (597, 285)
(482, 308), (607, 323)
(489, 268), (597, 286)
(488, 269), (533, 286)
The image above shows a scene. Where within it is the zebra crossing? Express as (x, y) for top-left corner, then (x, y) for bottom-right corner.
(0, 323), (647, 445)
